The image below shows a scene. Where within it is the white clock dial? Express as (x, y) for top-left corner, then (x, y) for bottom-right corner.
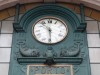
(32, 17), (68, 44)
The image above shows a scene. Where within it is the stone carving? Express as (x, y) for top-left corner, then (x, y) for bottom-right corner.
(73, 65), (80, 73)
(44, 47), (57, 65)
(21, 66), (27, 73)
(20, 48), (40, 57)
(44, 48), (57, 57)
(19, 43), (40, 57)
(60, 43), (80, 57)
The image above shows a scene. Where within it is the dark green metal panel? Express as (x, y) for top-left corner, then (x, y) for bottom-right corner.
(9, 4), (91, 75)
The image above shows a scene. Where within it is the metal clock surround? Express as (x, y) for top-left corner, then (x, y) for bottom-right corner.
(32, 16), (68, 44)
(9, 4), (90, 75)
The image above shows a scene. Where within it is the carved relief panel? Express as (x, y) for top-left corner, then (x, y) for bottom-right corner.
(9, 4), (90, 75)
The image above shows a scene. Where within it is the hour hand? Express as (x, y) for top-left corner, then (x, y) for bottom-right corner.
(48, 28), (51, 43)
(41, 23), (49, 30)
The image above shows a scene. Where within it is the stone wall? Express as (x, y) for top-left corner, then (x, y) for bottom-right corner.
(0, 3), (99, 21)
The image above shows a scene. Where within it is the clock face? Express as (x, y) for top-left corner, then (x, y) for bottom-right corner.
(32, 17), (68, 44)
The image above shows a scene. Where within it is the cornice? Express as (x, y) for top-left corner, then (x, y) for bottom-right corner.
(0, 0), (100, 11)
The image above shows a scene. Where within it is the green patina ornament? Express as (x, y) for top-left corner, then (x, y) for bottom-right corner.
(9, 4), (90, 75)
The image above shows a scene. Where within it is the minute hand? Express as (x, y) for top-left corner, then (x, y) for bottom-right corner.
(41, 24), (51, 43)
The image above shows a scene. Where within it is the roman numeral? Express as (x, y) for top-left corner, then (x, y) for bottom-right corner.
(41, 21), (46, 25)
(58, 34), (63, 37)
(48, 19), (52, 23)
(55, 21), (57, 24)
(35, 30), (40, 32)
(42, 38), (46, 41)
(37, 33), (41, 36)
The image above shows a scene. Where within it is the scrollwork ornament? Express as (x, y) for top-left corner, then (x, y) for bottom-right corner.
(19, 43), (40, 57)
(60, 43), (80, 57)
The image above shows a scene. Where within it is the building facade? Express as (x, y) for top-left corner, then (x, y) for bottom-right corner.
(0, 0), (100, 75)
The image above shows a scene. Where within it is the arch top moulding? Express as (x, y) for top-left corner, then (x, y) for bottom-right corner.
(0, 0), (100, 11)
(0, 0), (99, 21)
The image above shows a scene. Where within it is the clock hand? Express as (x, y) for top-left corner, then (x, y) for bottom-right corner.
(41, 24), (51, 43)
(41, 24), (49, 30)
(48, 27), (51, 43)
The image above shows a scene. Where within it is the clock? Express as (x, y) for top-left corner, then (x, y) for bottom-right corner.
(32, 17), (68, 44)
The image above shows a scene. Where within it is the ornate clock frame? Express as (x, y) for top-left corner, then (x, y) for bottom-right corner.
(9, 4), (91, 75)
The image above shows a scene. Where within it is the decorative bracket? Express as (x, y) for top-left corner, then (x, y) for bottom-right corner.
(77, 4), (87, 32)
(44, 47), (57, 65)
(13, 4), (25, 32)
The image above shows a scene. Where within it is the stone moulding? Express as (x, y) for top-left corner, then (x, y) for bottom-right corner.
(17, 57), (83, 65)
(13, 4), (86, 32)
(0, 0), (100, 11)
(0, 3), (99, 21)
